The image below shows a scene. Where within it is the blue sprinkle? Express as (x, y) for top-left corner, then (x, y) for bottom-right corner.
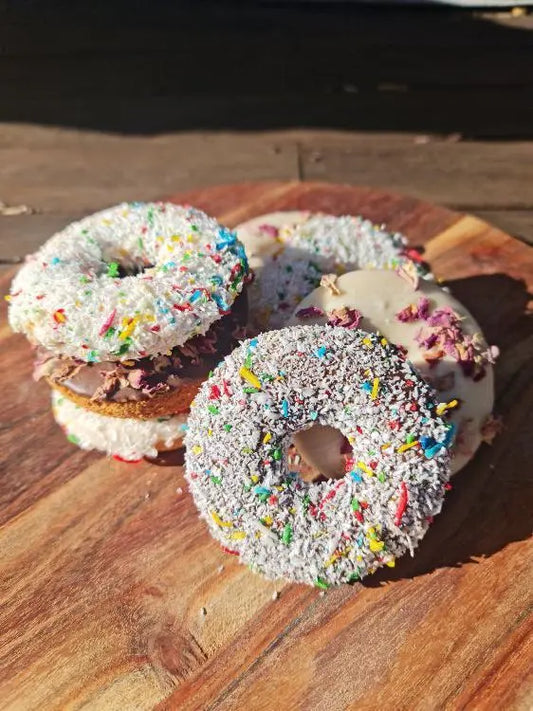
(361, 382), (373, 392)
(310, 411), (318, 421)
(281, 399), (289, 417)
(425, 443), (444, 459)
(212, 292), (229, 311)
(180, 423), (188, 432)
(350, 471), (363, 483)
(315, 346), (327, 358)
(249, 338), (258, 349)
(254, 486), (271, 496)
(50, 257), (61, 265)
(443, 423), (456, 447)
(210, 275), (223, 285)
(189, 289), (203, 303)
(420, 435), (435, 449)
(216, 227), (237, 250)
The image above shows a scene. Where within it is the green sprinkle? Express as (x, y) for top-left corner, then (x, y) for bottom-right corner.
(258, 493), (269, 502)
(272, 448), (282, 461)
(281, 524), (293, 545)
(79, 276), (89, 284)
(107, 262), (119, 278)
(88, 350), (98, 362)
(243, 387), (259, 394)
(315, 577), (329, 590)
(147, 207), (154, 226)
(348, 572), (360, 583)
(351, 498), (360, 511)
(211, 475), (222, 486)
(302, 494), (311, 513)
(138, 237), (144, 250)
(103, 326), (116, 339)
(207, 405), (219, 415)
(191, 224), (198, 231)
(223, 424), (232, 432)
(113, 338), (131, 356)
(378, 472), (387, 483)
(406, 433), (416, 444)
(67, 434), (80, 445)
(244, 352), (253, 369)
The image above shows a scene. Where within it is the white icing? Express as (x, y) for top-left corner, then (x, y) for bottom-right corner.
(289, 270), (495, 474)
(9, 203), (247, 361)
(52, 390), (187, 460)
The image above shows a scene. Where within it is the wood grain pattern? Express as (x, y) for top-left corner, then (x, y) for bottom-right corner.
(0, 182), (532, 711)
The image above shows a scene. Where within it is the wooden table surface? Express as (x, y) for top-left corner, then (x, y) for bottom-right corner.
(1, 182), (532, 711)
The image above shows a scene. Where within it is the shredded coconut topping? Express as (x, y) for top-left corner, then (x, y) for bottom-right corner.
(185, 325), (453, 586)
(9, 202), (248, 362)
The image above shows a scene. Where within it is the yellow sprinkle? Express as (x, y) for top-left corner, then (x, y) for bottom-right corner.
(239, 366), (261, 389)
(251, 474), (259, 483)
(348, 435), (355, 444)
(397, 441), (419, 453)
(229, 531), (247, 540)
(167, 244), (174, 251)
(4, 295), (11, 302)
(207, 429), (213, 437)
(187, 234), (196, 243)
(171, 234), (182, 242)
(381, 442), (391, 451)
(192, 445), (202, 455)
(211, 511), (233, 528)
(119, 316), (139, 340)
(362, 337), (373, 348)
(436, 399), (459, 416)
(380, 337), (388, 346)
(325, 552), (341, 568)
(255, 531), (262, 539)
(367, 526), (376, 538)
(263, 515), (273, 526)
(357, 461), (374, 477)
(369, 539), (385, 553)
(386, 558), (396, 568)
(371, 377), (380, 400)
(263, 432), (272, 444)
(325, 546), (352, 568)
(356, 555), (363, 562)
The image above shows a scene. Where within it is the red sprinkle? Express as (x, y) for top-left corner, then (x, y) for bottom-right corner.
(394, 481), (409, 526)
(354, 510), (364, 523)
(221, 546), (240, 556)
(98, 309), (116, 336)
(209, 385), (221, 400)
(112, 454), (142, 464)
(222, 380), (232, 397)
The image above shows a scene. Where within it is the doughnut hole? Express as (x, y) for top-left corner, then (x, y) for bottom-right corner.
(102, 260), (154, 278)
(290, 425), (353, 482)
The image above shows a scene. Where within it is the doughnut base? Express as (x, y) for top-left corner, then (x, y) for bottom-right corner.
(51, 390), (188, 460)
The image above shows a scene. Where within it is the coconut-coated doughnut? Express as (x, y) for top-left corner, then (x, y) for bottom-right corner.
(236, 211), (427, 329)
(289, 270), (496, 475)
(185, 325), (453, 586)
(9, 202), (248, 362)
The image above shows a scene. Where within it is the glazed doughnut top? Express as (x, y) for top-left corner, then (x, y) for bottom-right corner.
(185, 325), (453, 586)
(8, 202), (248, 362)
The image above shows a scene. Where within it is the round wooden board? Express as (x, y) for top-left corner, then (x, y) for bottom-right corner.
(1, 182), (532, 711)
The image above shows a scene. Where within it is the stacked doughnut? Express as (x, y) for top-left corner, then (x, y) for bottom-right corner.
(8, 202), (249, 460)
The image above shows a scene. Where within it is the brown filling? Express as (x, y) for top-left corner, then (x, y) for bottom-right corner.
(36, 290), (248, 403)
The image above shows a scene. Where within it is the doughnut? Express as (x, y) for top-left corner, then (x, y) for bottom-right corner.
(185, 325), (453, 586)
(288, 270), (496, 475)
(52, 391), (188, 461)
(236, 211), (429, 330)
(8, 202), (249, 457)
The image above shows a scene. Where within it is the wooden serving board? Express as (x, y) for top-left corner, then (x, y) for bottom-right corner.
(1, 182), (532, 711)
